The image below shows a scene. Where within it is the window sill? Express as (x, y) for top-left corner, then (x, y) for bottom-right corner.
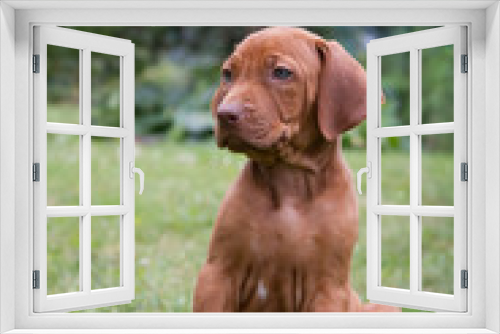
(4, 330), (498, 334)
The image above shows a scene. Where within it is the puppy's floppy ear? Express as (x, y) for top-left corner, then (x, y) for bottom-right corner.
(315, 39), (367, 141)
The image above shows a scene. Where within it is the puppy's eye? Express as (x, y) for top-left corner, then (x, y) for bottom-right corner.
(273, 67), (293, 80)
(222, 69), (232, 83)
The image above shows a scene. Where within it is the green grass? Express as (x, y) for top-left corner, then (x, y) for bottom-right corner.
(45, 136), (453, 312)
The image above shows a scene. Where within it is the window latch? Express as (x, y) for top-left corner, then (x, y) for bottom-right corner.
(357, 162), (372, 195)
(129, 162), (144, 195)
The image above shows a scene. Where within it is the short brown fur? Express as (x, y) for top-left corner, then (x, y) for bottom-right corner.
(193, 27), (399, 312)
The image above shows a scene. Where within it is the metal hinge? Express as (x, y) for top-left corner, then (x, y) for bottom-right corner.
(461, 270), (468, 289)
(33, 163), (40, 182)
(33, 54), (40, 73)
(461, 54), (468, 73)
(461, 162), (468, 181)
(33, 270), (40, 289)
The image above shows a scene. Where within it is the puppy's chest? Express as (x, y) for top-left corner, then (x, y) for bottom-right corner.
(231, 204), (337, 312)
(218, 196), (356, 311)
(237, 202), (328, 263)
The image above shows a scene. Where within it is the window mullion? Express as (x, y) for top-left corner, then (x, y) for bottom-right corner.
(373, 123), (454, 138)
(409, 48), (420, 294)
(81, 48), (92, 294)
(417, 48), (423, 293)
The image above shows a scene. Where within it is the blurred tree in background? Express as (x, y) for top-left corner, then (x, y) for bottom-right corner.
(48, 26), (451, 151)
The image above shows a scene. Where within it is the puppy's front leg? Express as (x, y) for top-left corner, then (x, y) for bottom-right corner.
(193, 261), (235, 312)
(308, 287), (357, 312)
(309, 286), (400, 312)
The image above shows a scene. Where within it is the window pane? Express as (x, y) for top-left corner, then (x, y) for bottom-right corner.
(421, 133), (454, 206)
(381, 52), (410, 127)
(91, 52), (121, 127)
(381, 136), (410, 205)
(47, 217), (80, 295)
(421, 217), (454, 294)
(91, 216), (121, 290)
(92, 137), (121, 205)
(421, 45), (454, 124)
(381, 215), (410, 289)
(47, 45), (80, 124)
(47, 134), (80, 206)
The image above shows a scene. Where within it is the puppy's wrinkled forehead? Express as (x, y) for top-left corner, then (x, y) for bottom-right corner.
(226, 28), (320, 74)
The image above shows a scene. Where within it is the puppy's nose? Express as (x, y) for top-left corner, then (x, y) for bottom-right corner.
(217, 103), (242, 124)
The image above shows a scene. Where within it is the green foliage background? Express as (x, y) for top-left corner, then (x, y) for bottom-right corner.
(49, 26), (452, 150)
(45, 26), (455, 313)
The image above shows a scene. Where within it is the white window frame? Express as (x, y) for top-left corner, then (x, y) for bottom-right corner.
(33, 26), (136, 312)
(365, 26), (468, 312)
(0, 1), (499, 333)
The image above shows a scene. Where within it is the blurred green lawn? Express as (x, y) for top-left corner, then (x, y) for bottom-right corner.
(46, 135), (454, 313)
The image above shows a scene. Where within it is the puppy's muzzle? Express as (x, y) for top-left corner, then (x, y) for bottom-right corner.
(217, 103), (242, 126)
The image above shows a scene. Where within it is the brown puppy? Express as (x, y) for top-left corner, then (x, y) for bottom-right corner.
(193, 27), (399, 312)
